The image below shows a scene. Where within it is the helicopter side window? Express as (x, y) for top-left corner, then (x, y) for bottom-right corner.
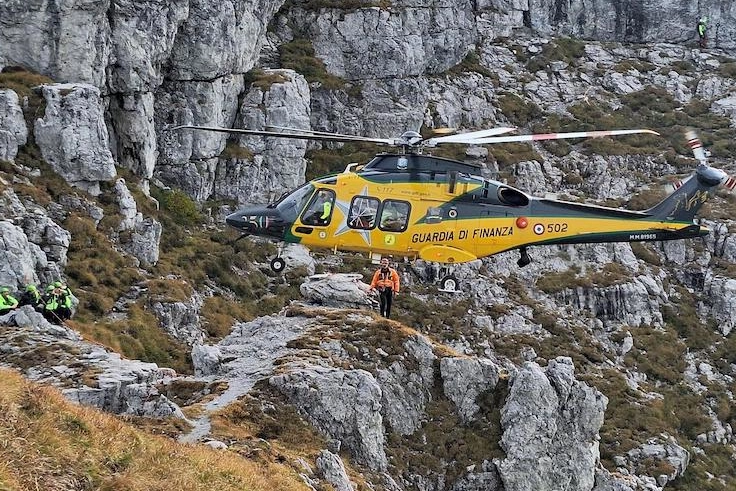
(348, 196), (379, 230)
(426, 206), (442, 224)
(379, 200), (410, 232)
(301, 189), (336, 226)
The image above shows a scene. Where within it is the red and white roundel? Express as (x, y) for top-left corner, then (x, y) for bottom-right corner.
(533, 223), (545, 235)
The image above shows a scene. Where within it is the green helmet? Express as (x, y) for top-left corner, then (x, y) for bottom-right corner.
(0, 287), (9, 293)
(46, 285), (55, 292)
(26, 284), (37, 292)
(53, 281), (63, 288)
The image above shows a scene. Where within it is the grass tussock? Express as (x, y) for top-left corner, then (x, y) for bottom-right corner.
(69, 303), (192, 375)
(447, 50), (494, 78)
(212, 384), (328, 461)
(201, 294), (254, 340)
(0, 368), (308, 491)
(244, 68), (292, 92)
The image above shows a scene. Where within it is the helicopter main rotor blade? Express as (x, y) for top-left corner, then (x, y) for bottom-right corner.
(467, 128), (660, 144)
(171, 125), (394, 145)
(425, 127), (518, 146)
(685, 129), (708, 163)
(266, 125), (392, 142)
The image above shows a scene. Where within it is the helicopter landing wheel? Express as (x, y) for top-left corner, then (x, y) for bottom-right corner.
(517, 247), (532, 268)
(439, 274), (459, 293)
(270, 257), (286, 273)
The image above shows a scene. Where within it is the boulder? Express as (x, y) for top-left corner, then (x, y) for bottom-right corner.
(300, 273), (376, 310)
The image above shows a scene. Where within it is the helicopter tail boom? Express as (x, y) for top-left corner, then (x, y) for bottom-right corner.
(645, 163), (727, 222)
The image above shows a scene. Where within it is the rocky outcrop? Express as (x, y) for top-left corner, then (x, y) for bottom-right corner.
(275, 2), (476, 80)
(702, 276), (736, 335)
(497, 357), (608, 491)
(0, 307), (182, 418)
(113, 178), (162, 266)
(528, 0), (736, 48)
(560, 277), (666, 328)
(0, 89), (27, 162)
(0, 0), (112, 86)
(0, 186), (69, 289)
(34, 84), (116, 195)
(270, 365), (388, 471)
(612, 436), (690, 489)
(149, 293), (204, 346)
(441, 357), (501, 424)
(0, 220), (49, 290)
(451, 464), (503, 491)
(377, 335), (437, 435)
(316, 450), (355, 491)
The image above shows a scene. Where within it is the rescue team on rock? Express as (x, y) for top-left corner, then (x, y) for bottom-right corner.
(0, 281), (74, 324)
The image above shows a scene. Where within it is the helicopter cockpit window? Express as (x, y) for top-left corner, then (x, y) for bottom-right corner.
(276, 183), (314, 212)
(301, 189), (336, 226)
(348, 196), (379, 230)
(379, 200), (410, 232)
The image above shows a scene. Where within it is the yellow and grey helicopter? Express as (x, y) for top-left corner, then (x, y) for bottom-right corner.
(175, 125), (735, 291)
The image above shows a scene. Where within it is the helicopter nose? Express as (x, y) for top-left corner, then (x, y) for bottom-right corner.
(225, 210), (254, 232)
(225, 207), (286, 239)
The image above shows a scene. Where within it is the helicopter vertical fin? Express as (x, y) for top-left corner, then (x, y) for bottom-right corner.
(645, 172), (708, 222)
(646, 130), (731, 222)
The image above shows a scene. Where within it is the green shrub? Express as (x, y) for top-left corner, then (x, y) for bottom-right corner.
(589, 262), (632, 287)
(630, 242), (662, 265)
(614, 60), (656, 73)
(719, 62), (736, 78)
(491, 142), (542, 167)
(536, 268), (584, 293)
(525, 37), (585, 72)
(497, 92), (543, 126)
(305, 142), (375, 180)
(626, 327), (686, 384)
(152, 188), (202, 226)
(279, 39), (345, 90)
(448, 50), (493, 77)
(0, 66), (53, 100)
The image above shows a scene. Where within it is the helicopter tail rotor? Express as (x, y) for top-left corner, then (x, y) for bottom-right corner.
(685, 129), (708, 164)
(684, 128), (736, 191)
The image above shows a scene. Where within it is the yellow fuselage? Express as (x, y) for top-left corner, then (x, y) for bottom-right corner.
(290, 172), (698, 264)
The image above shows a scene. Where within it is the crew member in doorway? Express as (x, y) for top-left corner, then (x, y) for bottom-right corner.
(369, 258), (400, 319)
(305, 190), (333, 225)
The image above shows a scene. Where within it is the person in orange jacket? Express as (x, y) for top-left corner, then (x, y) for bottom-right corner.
(369, 257), (400, 318)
